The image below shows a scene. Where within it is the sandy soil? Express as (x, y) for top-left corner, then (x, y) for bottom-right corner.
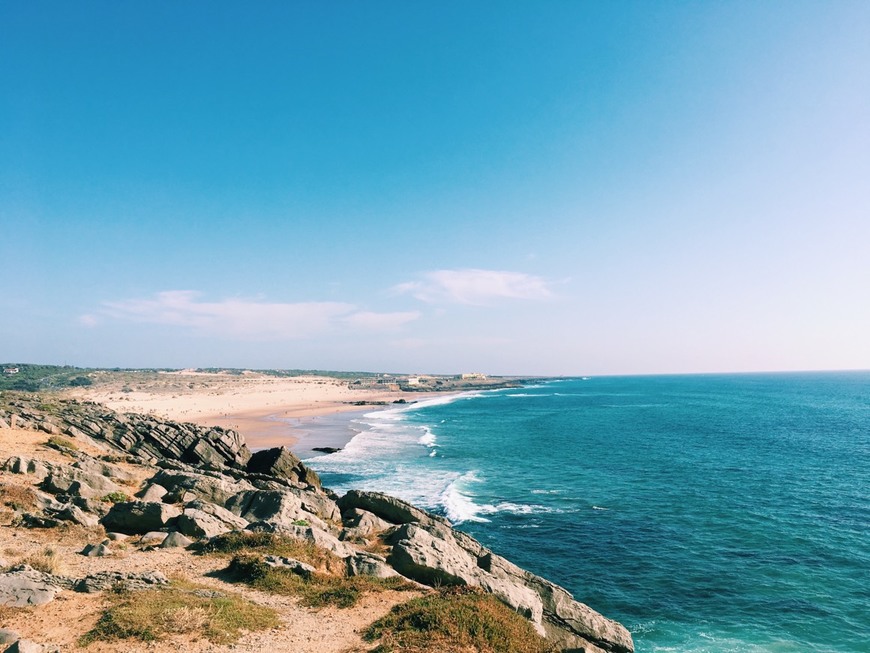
(70, 371), (424, 450)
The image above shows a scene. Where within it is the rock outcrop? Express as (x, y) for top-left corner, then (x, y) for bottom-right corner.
(0, 394), (634, 653)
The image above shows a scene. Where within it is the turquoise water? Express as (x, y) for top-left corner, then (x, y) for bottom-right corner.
(307, 373), (870, 652)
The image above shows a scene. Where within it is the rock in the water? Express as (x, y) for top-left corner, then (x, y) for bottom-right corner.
(101, 501), (181, 535)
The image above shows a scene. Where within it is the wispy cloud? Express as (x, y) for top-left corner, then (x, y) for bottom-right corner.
(392, 269), (553, 305)
(87, 290), (419, 339)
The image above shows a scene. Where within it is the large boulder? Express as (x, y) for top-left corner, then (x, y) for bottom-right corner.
(176, 500), (248, 539)
(384, 520), (633, 653)
(150, 469), (254, 507)
(226, 489), (330, 532)
(41, 466), (123, 499)
(337, 490), (446, 527)
(101, 501), (181, 535)
(245, 447), (322, 489)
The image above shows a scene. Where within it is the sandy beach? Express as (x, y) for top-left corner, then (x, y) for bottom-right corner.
(73, 370), (434, 452)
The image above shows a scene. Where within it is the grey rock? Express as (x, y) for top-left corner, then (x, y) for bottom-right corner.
(0, 570), (61, 607)
(101, 501), (181, 535)
(139, 531), (168, 546)
(160, 531), (193, 548)
(246, 447), (322, 489)
(340, 507), (392, 537)
(2, 457), (51, 481)
(41, 466), (122, 499)
(262, 555), (315, 579)
(385, 521), (633, 653)
(81, 542), (112, 557)
(135, 482), (168, 502)
(346, 552), (400, 579)
(74, 571), (168, 593)
(105, 532), (128, 541)
(151, 469), (254, 507)
(337, 490), (447, 527)
(53, 504), (99, 528)
(227, 489), (328, 531)
(72, 457), (137, 484)
(0, 629), (19, 645)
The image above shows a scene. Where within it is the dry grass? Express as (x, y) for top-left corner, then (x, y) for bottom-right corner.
(225, 554), (416, 609)
(0, 482), (39, 512)
(79, 585), (280, 646)
(200, 530), (345, 574)
(22, 546), (64, 574)
(363, 586), (555, 653)
(46, 435), (78, 452)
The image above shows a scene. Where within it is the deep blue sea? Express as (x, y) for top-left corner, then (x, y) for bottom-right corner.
(305, 373), (870, 653)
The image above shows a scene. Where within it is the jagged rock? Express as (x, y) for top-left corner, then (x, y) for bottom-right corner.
(151, 469), (254, 507)
(226, 489), (328, 531)
(72, 457), (137, 484)
(346, 552), (399, 579)
(176, 499), (248, 539)
(101, 501), (181, 535)
(81, 542), (112, 557)
(385, 521), (633, 653)
(337, 490), (447, 527)
(262, 555), (315, 579)
(41, 466), (122, 499)
(74, 571), (168, 593)
(246, 447), (321, 489)
(2, 457), (51, 481)
(247, 522), (354, 559)
(52, 504), (99, 528)
(160, 531), (193, 548)
(135, 482), (168, 502)
(340, 507), (392, 537)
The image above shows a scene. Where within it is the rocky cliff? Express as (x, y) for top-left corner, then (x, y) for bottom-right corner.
(0, 395), (633, 653)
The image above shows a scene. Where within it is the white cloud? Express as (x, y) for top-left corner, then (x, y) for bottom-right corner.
(392, 269), (553, 305)
(78, 314), (99, 327)
(93, 290), (417, 340)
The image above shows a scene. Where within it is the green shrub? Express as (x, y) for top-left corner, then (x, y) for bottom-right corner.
(364, 586), (553, 653)
(79, 585), (279, 645)
(46, 435), (77, 451)
(100, 491), (131, 504)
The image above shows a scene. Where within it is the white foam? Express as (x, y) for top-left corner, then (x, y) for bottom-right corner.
(592, 505), (609, 511)
(417, 426), (437, 447)
(439, 471), (490, 523)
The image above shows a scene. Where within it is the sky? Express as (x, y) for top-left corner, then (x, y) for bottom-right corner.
(1, 1), (869, 376)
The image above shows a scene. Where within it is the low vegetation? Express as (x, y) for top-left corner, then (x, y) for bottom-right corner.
(200, 531), (343, 573)
(225, 554), (415, 608)
(364, 586), (554, 653)
(46, 435), (78, 452)
(79, 585), (280, 646)
(100, 490), (132, 504)
(0, 482), (39, 512)
(22, 546), (64, 574)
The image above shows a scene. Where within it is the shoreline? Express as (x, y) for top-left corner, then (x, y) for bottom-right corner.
(71, 371), (457, 453)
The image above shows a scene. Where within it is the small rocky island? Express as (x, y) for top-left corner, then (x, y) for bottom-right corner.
(0, 394), (633, 653)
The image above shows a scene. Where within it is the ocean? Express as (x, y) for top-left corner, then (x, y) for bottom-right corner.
(304, 372), (870, 653)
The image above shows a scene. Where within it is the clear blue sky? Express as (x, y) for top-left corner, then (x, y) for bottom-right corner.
(2, 1), (868, 375)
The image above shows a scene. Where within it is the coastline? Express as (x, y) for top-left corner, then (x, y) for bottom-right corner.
(72, 371), (457, 453)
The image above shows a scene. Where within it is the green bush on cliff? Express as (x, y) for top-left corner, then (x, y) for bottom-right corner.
(364, 586), (554, 653)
